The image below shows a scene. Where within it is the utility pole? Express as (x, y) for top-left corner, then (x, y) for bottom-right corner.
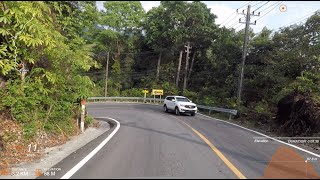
(105, 52), (109, 97)
(187, 49), (196, 83)
(175, 50), (183, 88)
(183, 42), (191, 94)
(156, 51), (162, 81)
(237, 5), (259, 109)
(20, 63), (28, 83)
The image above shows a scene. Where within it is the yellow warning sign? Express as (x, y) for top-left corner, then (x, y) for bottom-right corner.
(151, 89), (163, 96)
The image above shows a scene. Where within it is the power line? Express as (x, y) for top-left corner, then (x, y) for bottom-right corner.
(109, 51), (158, 55)
(251, 1), (264, 7)
(222, 14), (240, 27)
(259, 1), (280, 13)
(81, 68), (159, 75)
(235, 23), (244, 30)
(219, 12), (237, 27)
(219, 1), (252, 27)
(254, 10), (318, 39)
(228, 21), (239, 29)
(229, 14), (246, 29)
(281, 10), (319, 28)
(238, 1), (253, 9)
(108, 46), (186, 55)
(225, 2), (263, 29)
(253, 9), (317, 35)
(255, 1), (282, 21)
(253, 1), (269, 12)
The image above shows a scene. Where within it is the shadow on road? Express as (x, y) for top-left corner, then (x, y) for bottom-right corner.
(120, 122), (207, 147)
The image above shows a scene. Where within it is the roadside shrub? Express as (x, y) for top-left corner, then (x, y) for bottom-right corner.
(183, 90), (198, 102)
(161, 81), (179, 96)
(85, 115), (94, 128)
(1, 73), (94, 139)
(276, 71), (320, 103)
(121, 88), (143, 97)
(225, 97), (238, 109)
(254, 100), (270, 114)
(201, 96), (216, 106)
(23, 122), (38, 141)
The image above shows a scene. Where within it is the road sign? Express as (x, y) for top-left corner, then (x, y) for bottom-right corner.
(142, 90), (149, 94)
(151, 89), (163, 96)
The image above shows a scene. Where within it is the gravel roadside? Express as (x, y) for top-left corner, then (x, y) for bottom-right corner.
(0, 119), (110, 179)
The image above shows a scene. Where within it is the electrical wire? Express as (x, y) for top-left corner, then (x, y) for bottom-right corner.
(109, 51), (158, 55)
(219, 1), (252, 27)
(258, 1), (280, 13)
(281, 10), (319, 28)
(227, 21), (239, 29)
(252, 1), (269, 12)
(108, 46), (186, 55)
(250, 1), (264, 7)
(255, 1), (282, 21)
(238, 1), (253, 9)
(219, 12), (237, 27)
(222, 14), (241, 27)
(229, 14), (246, 29)
(226, 1), (266, 30)
(254, 8), (317, 35)
(234, 23), (244, 30)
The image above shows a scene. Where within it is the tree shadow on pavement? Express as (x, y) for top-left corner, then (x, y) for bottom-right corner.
(120, 123), (207, 147)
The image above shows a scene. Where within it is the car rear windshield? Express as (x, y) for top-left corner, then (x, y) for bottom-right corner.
(176, 98), (190, 102)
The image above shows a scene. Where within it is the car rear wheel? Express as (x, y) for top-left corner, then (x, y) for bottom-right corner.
(164, 105), (168, 112)
(175, 107), (180, 116)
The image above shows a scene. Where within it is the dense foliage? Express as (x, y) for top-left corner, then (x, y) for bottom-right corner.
(0, 1), (98, 139)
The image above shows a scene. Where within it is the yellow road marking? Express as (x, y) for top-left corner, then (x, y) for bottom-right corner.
(172, 116), (247, 179)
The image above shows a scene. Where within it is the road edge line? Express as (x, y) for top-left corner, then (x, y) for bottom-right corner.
(60, 117), (120, 179)
(198, 113), (320, 158)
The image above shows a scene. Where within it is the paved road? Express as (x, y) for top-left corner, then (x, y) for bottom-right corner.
(42, 103), (320, 179)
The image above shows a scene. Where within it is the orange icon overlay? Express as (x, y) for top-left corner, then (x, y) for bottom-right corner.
(262, 146), (320, 179)
(279, 4), (287, 12)
(35, 169), (43, 177)
(0, 168), (11, 176)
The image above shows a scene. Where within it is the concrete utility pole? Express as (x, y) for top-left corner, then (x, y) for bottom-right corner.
(175, 50), (183, 88)
(156, 51), (162, 80)
(237, 5), (259, 108)
(183, 42), (191, 94)
(105, 52), (109, 97)
(80, 100), (86, 133)
(187, 50), (196, 83)
(19, 63), (29, 83)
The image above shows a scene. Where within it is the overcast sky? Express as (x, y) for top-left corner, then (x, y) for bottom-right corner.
(95, 1), (320, 33)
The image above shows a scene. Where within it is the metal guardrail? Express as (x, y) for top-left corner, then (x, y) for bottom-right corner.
(87, 97), (164, 103)
(87, 97), (238, 117)
(197, 105), (238, 116)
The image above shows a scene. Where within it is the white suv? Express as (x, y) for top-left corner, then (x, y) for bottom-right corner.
(163, 96), (198, 116)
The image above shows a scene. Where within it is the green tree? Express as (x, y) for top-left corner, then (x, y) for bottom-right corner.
(0, 1), (99, 140)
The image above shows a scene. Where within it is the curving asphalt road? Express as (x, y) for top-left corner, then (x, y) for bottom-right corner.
(40, 102), (320, 179)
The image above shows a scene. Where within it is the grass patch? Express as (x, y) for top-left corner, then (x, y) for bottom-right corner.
(85, 115), (94, 128)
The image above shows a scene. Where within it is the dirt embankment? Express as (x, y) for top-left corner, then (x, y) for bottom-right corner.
(0, 110), (79, 171)
(276, 91), (320, 137)
(237, 91), (320, 137)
